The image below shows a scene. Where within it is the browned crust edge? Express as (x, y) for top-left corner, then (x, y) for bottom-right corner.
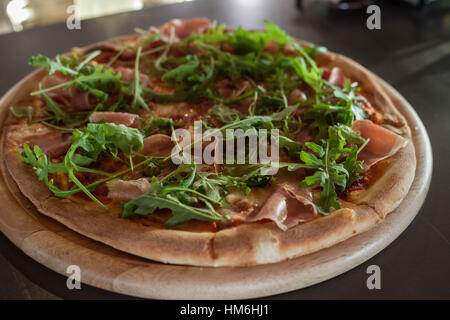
(0, 40), (416, 267)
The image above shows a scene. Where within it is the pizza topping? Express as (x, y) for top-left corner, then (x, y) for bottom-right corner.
(351, 120), (407, 169)
(18, 123), (145, 209)
(27, 131), (72, 158)
(107, 178), (150, 201)
(295, 125), (367, 214)
(142, 134), (175, 157)
(324, 67), (346, 88)
(157, 18), (211, 41)
(41, 73), (97, 112)
(112, 66), (150, 88)
(89, 112), (141, 129)
(121, 165), (229, 228)
(8, 123), (72, 157)
(14, 20), (407, 228)
(246, 186), (317, 230)
(31, 55), (122, 110)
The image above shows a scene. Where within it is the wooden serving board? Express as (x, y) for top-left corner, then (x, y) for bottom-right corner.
(0, 64), (432, 300)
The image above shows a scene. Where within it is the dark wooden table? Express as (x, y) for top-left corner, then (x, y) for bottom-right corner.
(0, 0), (449, 300)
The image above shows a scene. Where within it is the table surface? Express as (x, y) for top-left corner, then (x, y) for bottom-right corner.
(0, 0), (449, 300)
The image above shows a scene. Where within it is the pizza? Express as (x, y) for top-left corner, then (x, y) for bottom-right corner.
(1, 18), (416, 267)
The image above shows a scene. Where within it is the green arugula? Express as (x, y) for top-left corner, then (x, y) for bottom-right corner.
(31, 64), (122, 104)
(130, 46), (150, 112)
(121, 165), (229, 227)
(19, 123), (145, 209)
(141, 116), (184, 136)
(298, 125), (367, 214)
(29, 53), (78, 76)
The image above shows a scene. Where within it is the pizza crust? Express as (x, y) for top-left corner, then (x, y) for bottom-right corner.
(347, 141), (416, 218)
(0, 39), (416, 267)
(212, 205), (380, 266)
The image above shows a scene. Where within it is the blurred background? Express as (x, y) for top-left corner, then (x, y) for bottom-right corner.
(0, 0), (191, 34)
(0, 0), (442, 35)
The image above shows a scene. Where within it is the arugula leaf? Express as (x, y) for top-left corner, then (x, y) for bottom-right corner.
(82, 123), (144, 155)
(342, 145), (364, 187)
(291, 57), (323, 93)
(278, 135), (303, 159)
(73, 65), (121, 102)
(141, 116), (184, 136)
(192, 171), (230, 204)
(209, 104), (243, 124)
(76, 50), (102, 72)
(209, 105), (273, 131)
(162, 55), (200, 82)
(299, 125), (367, 214)
(18, 144), (67, 193)
(29, 54), (77, 76)
(186, 21), (228, 44)
(121, 176), (228, 228)
(263, 20), (292, 47)
(223, 164), (273, 188)
(130, 46), (149, 112)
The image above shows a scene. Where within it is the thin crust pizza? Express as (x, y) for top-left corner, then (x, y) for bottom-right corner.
(1, 19), (416, 267)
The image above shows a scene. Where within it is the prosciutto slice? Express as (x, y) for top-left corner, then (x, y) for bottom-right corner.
(246, 186), (317, 231)
(42, 73), (96, 111)
(323, 67), (346, 88)
(112, 66), (150, 88)
(9, 123), (71, 157)
(142, 134), (175, 157)
(158, 18), (211, 41)
(352, 120), (407, 169)
(107, 178), (150, 201)
(89, 112), (141, 129)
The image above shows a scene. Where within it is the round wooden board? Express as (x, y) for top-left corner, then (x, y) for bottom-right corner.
(0, 59), (432, 300)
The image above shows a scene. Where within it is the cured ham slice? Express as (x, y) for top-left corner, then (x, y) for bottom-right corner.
(142, 134), (175, 157)
(112, 66), (150, 88)
(142, 19), (211, 57)
(32, 133), (71, 157)
(42, 73), (96, 112)
(323, 67), (346, 88)
(89, 112), (141, 129)
(9, 123), (71, 157)
(158, 18), (211, 41)
(352, 120), (407, 169)
(246, 186), (317, 231)
(107, 178), (150, 201)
